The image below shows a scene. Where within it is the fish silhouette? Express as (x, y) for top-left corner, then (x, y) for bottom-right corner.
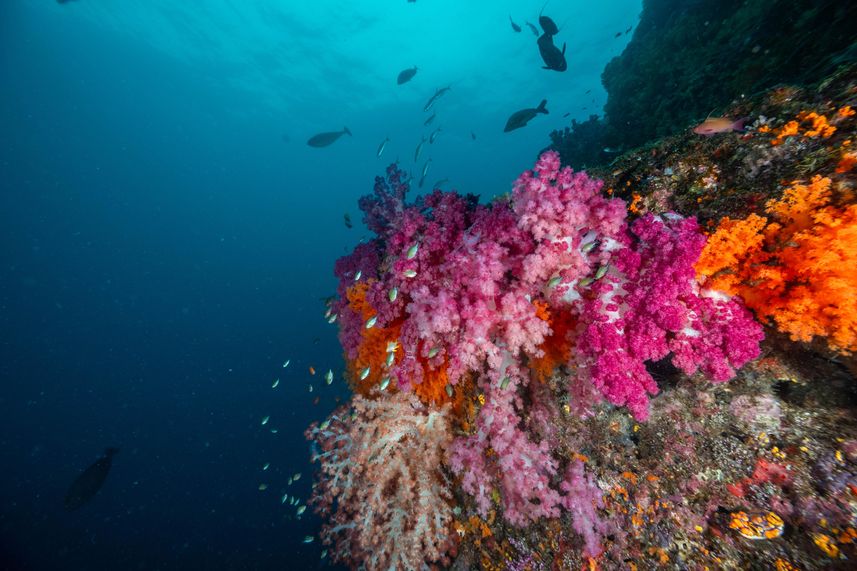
(64, 447), (119, 510)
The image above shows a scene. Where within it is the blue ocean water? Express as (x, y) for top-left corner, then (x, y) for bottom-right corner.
(0, 1), (639, 568)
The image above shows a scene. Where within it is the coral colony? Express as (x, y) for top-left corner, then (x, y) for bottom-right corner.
(305, 151), (775, 569)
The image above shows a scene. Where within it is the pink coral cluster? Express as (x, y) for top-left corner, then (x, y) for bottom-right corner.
(305, 393), (454, 571)
(310, 151), (764, 562)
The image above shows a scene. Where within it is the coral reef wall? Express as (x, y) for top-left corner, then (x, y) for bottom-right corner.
(551, 0), (857, 168)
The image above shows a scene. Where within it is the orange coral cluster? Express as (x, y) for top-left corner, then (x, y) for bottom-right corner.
(528, 301), (576, 382)
(342, 282), (402, 395)
(768, 110), (842, 145)
(697, 176), (857, 354)
(342, 282), (465, 408)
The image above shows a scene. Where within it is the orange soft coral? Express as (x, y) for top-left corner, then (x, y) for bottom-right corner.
(528, 301), (576, 382)
(697, 176), (857, 353)
(343, 282), (403, 395)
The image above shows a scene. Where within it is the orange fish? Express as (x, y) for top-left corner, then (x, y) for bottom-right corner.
(693, 116), (746, 136)
(309, 366), (316, 376)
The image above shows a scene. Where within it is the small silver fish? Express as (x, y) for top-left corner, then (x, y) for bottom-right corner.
(261, 415), (270, 425)
(282, 359), (290, 368)
(272, 378), (279, 389)
(427, 347), (439, 358)
(445, 384), (453, 397)
(281, 493), (288, 504)
(288, 477), (293, 485)
(380, 377), (391, 390)
(319, 419), (331, 431)
(296, 505), (306, 516)
(388, 286), (399, 302)
(414, 137), (426, 162)
(385, 351), (395, 367)
(327, 313), (338, 324)
(376, 137), (389, 158)
(303, 536), (314, 544)
(293, 473), (301, 481)
(325, 369), (333, 385)
(365, 315), (378, 329)
(308, 384), (313, 393)
(403, 269), (417, 278)
(424, 113), (436, 126)
(421, 159), (432, 180)
(270, 428), (278, 434)
(406, 243), (419, 259)
(594, 265), (609, 280)
(578, 277), (594, 287)
(258, 483), (268, 491)
(386, 340), (399, 353)
(263, 462), (270, 471)
(548, 276), (562, 288)
(354, 270), (362, 281)
(321, 550), (328, 560)
(429, 128), (442, 144)
(581, 240), (598, 254)
(500, 376), (511, 389)
(360, 366), (371, 380)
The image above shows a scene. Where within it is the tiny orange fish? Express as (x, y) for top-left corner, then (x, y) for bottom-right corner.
(693, 116), (746, 136)
(309, 366), (316, 376)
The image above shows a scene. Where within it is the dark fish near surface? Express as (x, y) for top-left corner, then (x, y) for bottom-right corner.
(424, 113), (436, 126)
(509, 15), (521, 32)
(471, 131), (476, 140)
(344, 213), (352, 228)
(614, 31), (622, 38)
(538, 3), (559, 36)
(65, 448), (118, 511)
(538, 33), (567, 71)
(504, 99), (548, 132)
(307, 127), (351, 147)
(397, 66), (418, 85)
(525, 21), (539, 36)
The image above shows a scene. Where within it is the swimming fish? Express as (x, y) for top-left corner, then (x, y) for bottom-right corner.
(325, 369), (333, 384)
(424, 113), (436, 126)
(397, 66), (418, 85)
(282, 359), (290, 368)
(406, 243), (419, 259)
(388, 286), (398, 302)
(309, 366), (316, 376)
(258, 483), (268, 491)
(376, 137), (389, 158)
(64, 448), (119, 511)
(360, 366), (371, 380)
(303, 536), (314, 544)
(296, 505), (306, 516)
(420, 159), (431, 181)
(471, 131), (476, 140)
(509, 15), (522, 32)
(423, 86), (451, 112)
(365, 315), (378, 329)
(429, 128), (442, 144)
(504, 99), (549, 132)
(693, 116), (747, 136)
(263, 462), (270, 471)
(537, 34), (567, 71)
(385, 351), (395, 367)
(354, 270), (362, 281)
(525, 21), (539, 36)
(307, 127), (351, 148)
(427, 347), (439, 358)
(261, 415), (270, 425)
(271, 378), (279, 389)
(538, 4), (559, 35)
(380, 377), (391, 390)
(414, 137), (426, 162)
(403, 269), (417, 278)
(344, 212), (353, 228)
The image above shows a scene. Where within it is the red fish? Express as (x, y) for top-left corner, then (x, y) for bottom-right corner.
(693, 117), (747, 136)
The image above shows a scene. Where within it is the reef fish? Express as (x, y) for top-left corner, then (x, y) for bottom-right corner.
(537, 34), (567, 71)
(504, 99), (549, 132)
(397, 66), (418, 85)
(64, 448), (119, 511)
(693, 117), (747, 136)
(509, 15), (521, 32)
(307, 127), (351, 147)
(525, 21), (539, 36)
